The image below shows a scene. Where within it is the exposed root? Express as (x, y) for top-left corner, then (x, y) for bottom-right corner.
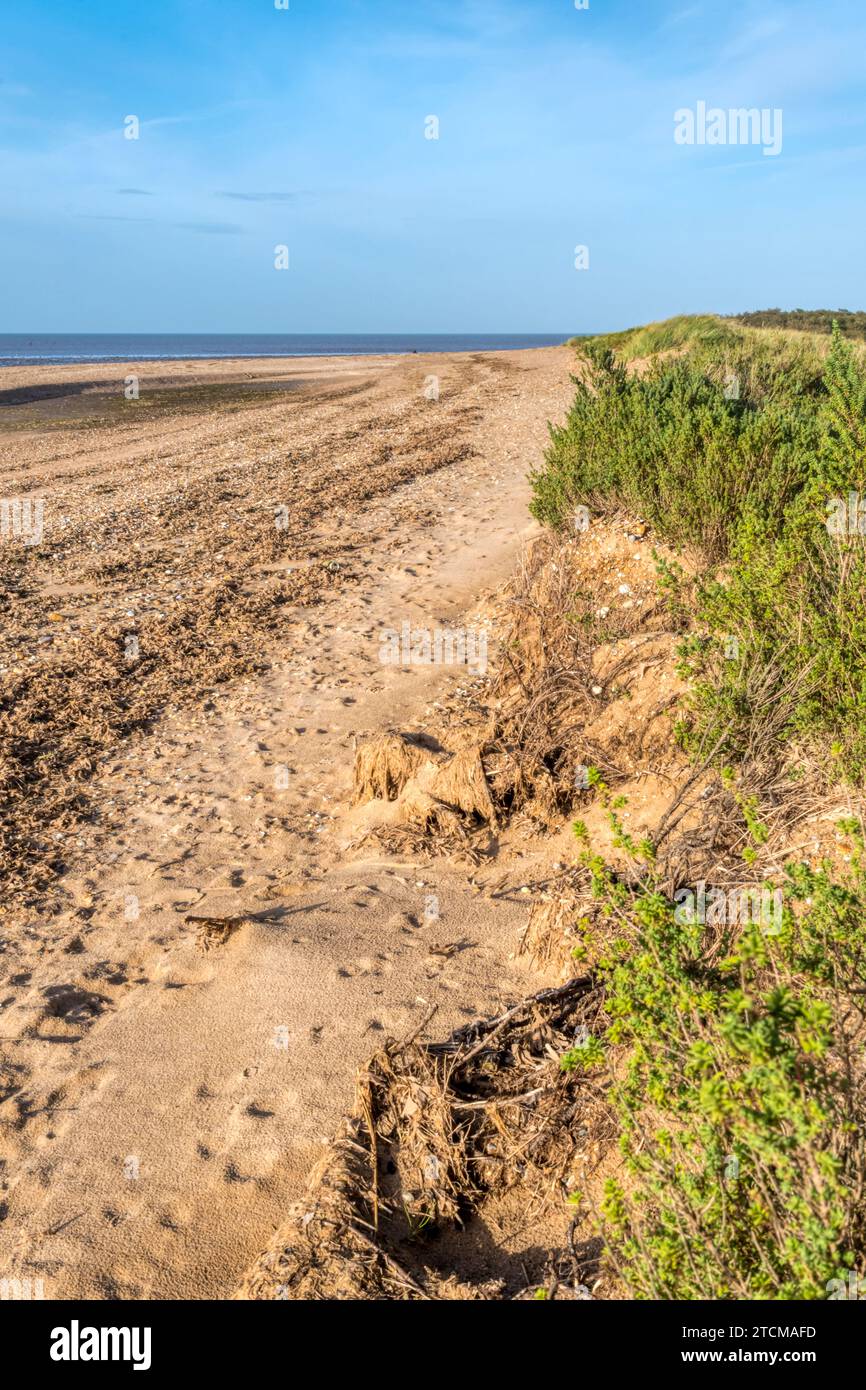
(352, 733), (432, 805)
(430, 746), (498, 828)
(397, 785), (465, 837)
(186, 914), (247, 953)
(351, 735), (499, 865)
(349, 823), (488, 867)
(237, 976), (606, 1301)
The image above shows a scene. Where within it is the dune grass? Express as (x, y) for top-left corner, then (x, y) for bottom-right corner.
(568, 313), (739, 361)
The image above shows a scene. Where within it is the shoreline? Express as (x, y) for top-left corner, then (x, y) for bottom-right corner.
(0, 346), (562, 419)
(0, 339), (572, 372)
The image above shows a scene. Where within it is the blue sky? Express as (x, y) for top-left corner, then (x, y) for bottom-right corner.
(2, 0), (866, 332)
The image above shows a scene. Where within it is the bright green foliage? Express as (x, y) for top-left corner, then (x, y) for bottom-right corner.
(588, 847), (866, 1300)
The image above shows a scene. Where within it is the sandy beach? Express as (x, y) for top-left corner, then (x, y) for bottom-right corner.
(0, 346), (574, 1298)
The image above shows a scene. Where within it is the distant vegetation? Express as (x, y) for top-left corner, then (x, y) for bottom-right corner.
(572, 309), (866, 354)
(533, 314), (866, 1298)
(733, 307), (866, 340)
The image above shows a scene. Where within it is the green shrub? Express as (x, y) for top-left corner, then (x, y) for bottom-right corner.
(578, 825), (866, 1299)
(569, 795), (866, 1301)
(533, 317), (866, 1297)
(533, 319), (866, 772)
(733, 308), (866, 341)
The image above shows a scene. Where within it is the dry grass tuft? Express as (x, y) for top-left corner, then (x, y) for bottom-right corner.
(430, 746), (498, 827)
(519, 890), (590, 979)
(352, 732), (431, 805)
